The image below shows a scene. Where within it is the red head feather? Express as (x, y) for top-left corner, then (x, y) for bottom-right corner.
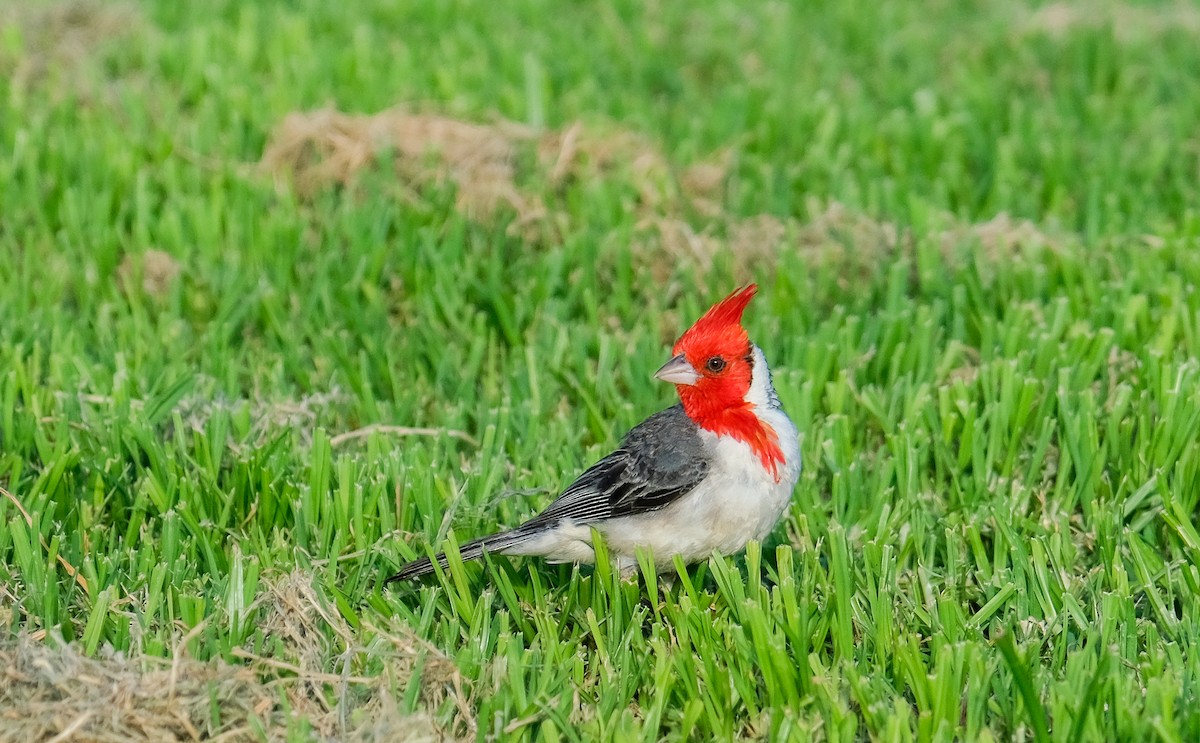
(672, 284), (756, 358)
(667, 284), (785, 479)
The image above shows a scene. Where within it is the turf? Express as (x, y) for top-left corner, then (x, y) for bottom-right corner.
(2, 0), (1200, 739)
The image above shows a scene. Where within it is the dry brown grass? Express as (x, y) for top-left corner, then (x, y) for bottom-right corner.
(260, 109), (540, 222)
(172, 388), (352, 450)
(259, 106), (1068, 285)
(118, 250), (182, 302)
(1, 632), (271, 743)
(0, 0), (141, 93)
(0, 572), (465, 742)
(939, 211), (1064, 262)
(1021, 1), (1200, 41)
(260, 108), (721, 233)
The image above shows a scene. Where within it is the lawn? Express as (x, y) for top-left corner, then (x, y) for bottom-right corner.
(2, 0), (1200, 740)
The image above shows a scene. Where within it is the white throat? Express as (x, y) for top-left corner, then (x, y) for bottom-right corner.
(746, 344), (782, 410)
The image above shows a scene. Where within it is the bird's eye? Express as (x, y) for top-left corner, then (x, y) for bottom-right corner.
(705, 356), (726, 373)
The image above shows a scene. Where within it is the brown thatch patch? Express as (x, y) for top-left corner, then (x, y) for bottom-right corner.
(538, 121), (667, 183)
(679, 153), (733, 218)
(242, 570), (470, 739)
(1021, 2), (1200, 41)
(260, 110), (726, 231)
(0, 572), (459, 742)
(260, 106), (1072, 282)
(117, 249), (181, 301)
(172, 388), (351, 449)
(793, 200), (902, 269)
(0, 633), (270, 743)
(939, 211), (1064, 261)
(0, 0), (140, 92)
(260, 108), (540, 221)
(537, 122), (676, 208)
(260, 108), (892, 279)
(632, 200), (904, 284)
(72, 386), (353, 450)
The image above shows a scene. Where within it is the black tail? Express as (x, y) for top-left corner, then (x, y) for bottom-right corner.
(385, 529), (530, 584)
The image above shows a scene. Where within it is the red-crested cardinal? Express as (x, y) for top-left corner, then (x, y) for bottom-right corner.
(386, 285), (801, 582)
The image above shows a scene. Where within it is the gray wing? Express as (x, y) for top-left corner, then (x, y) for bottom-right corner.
(522, 405), (709, 527)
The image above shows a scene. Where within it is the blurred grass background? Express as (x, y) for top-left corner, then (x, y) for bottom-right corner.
(2, 0), (1200, 739)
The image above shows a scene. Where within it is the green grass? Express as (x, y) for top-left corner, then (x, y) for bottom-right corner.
(3, 0), (1200, 739)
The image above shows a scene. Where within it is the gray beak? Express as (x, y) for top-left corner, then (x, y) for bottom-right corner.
(654, 353), (699, 386)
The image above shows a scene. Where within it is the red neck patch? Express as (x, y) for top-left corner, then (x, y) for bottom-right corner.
(678, 391), (786, 482)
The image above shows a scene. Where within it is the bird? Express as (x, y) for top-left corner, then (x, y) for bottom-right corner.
(386, 284), (801, 583)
